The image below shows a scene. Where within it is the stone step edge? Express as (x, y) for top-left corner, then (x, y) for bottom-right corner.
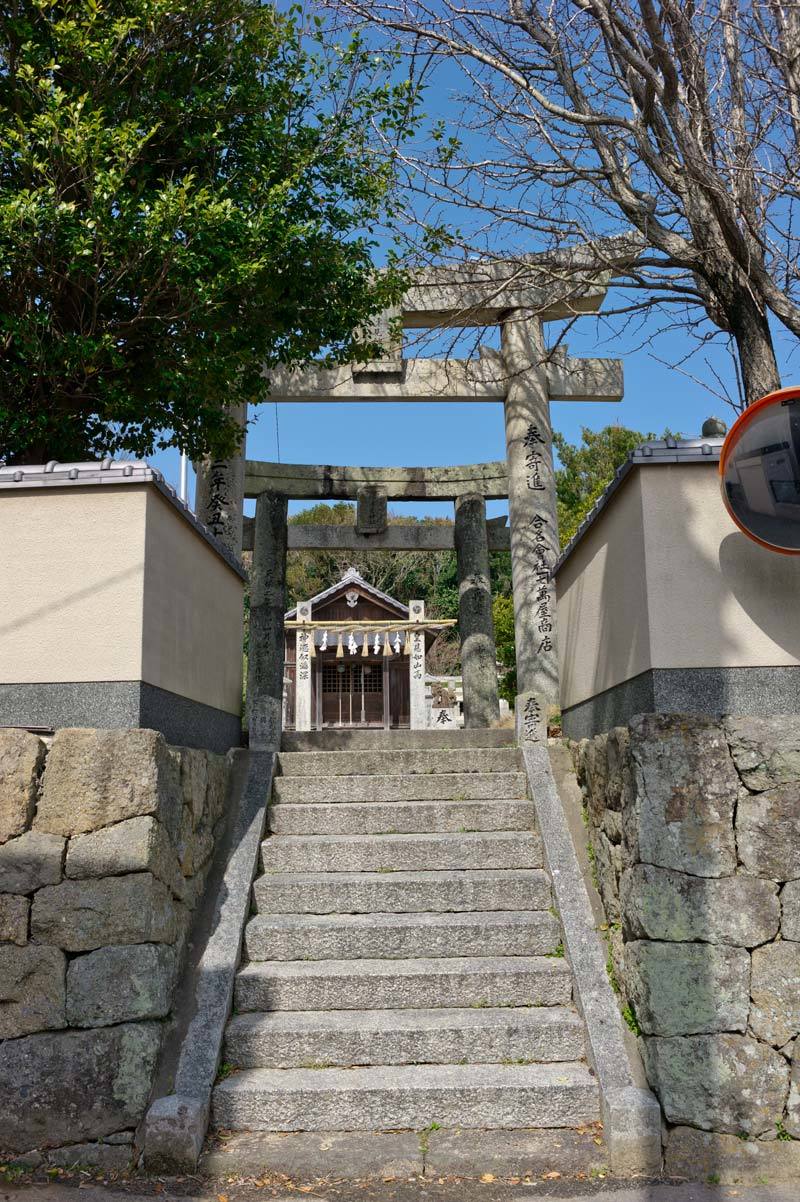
(198, 1126), (607, 1181)
(225, 1004), (583, 1032)
(245, 909), (556, 928)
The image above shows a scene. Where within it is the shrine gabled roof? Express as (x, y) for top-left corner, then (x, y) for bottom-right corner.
(285, 567), (410, 620)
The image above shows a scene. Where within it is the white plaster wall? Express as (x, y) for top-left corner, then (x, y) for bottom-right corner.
(642, 464), (800, 669)
(556, 462), (800, 712)
(556, 472), (651, 712)
(141, 488), (243, 716)
(0, 487), (146, 683)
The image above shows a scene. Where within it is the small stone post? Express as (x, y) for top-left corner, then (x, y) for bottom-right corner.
(356, 486), (388, 535)
(194, 402), (247, 558)
(294, 601), (313, 733)
(454, 493), (501, 728)
(247, 490), (288, 750)
(501, 311), (560, 744)
(408, 600), (427, 730)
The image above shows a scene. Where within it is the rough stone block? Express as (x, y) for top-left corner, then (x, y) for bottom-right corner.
(600, 1085), (663, 1177)
(665, 1125), (800, 1185)
(627, 714), (738, 877)
(593, 829), (621, 922)
(182, 826), (214, 879)
(32, 873), (179, 951)
(46, 1141), (133, 1171)
(0, 945), (65, 1038)
(0, 1022), (162, 1151)
(0, 893), (29, 944)
(621, 863), (780, 946)
(604, 726), (630, 811)
(642, 1033), (789, 1135)
(36, 727), (181, 840)
(625, 940), (750, 1036)
(737, 784), (800, 881)
(0, 729), (45, 844)
(180, 747), (209, 828)
(726, 715), (800, 792)
(749, 941), (800, 1047)
(143, 1093), (210, 1173)
(600, 807), (623, 843)
(0, 829), (65, 894)
(205, 753), (229, 825)
(787, 1050), (800, 1138)
(67, 943), (176, 1027)
(782, 879), (800, 942)
(66, 815), (181, 895)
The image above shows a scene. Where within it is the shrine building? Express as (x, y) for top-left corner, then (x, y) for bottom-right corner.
(282, 568), (451, 731)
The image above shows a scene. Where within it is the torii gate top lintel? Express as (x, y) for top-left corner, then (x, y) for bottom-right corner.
(400, 258), (610, 329)
(263, 254), (623, 404)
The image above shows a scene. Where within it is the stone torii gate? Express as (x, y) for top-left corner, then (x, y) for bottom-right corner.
(196, 256), (623, 748)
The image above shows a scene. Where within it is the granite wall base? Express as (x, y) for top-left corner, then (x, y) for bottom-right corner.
(0, 682), (241, 754)
(562, 666), (800, 740)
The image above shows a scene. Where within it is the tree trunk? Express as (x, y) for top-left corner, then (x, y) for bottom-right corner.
(726, 287), (782, 406)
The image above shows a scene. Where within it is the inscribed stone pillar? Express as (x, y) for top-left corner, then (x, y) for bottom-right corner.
(408, 600), (427, 731)
(501, 311), (559, 744)
(194, 402), (247, 558)
(454, 493), (501, 728)
(295, 602), (313, 733)
(247, 490), (288, 750)
(356, 486), (388, 535)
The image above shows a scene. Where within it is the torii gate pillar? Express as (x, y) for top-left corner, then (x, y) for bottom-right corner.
(194, 402), (247, 558)
(502, 312), (560, 745)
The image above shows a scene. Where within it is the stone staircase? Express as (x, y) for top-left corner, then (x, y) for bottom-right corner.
(211, 732), (599, 1136)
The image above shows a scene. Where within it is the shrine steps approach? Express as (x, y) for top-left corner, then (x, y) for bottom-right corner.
(211, 732), (600, 1159)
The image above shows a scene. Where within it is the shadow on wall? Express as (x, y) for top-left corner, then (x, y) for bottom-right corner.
(718, 532), (800, 661)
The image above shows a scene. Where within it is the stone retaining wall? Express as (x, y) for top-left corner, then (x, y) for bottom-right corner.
(573, 714), (800, 1181)
(0, 727), (231, 1169)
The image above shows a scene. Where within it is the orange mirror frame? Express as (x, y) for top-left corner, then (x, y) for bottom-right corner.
(720, 386), (800, 555)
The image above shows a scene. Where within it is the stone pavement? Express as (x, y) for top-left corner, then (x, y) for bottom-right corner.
(3, 1178), (800, 1202)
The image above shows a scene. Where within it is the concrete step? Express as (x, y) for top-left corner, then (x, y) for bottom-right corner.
(224, 1005), (585, 1068)
(260, 832), (542, 875)
(199, 1127), (608, 1181)
(244, 910), (561, 961)
(253, 868), (552, 915)
(276, 748), (521, 777)
(234, 956), (572, 1012)
(272, 772), (527, 805)
(281, 730), (516, 752)
(211, 1061), (599, 1131)
(268, 798), (535, 836)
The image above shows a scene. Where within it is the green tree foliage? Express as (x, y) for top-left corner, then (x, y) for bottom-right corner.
(554, 425), (660, 545)
(491, 593), (516, 703)
(0, 1), (415, 462)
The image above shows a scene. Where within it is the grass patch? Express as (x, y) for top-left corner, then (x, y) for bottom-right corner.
(622, 1003), (641, 1035)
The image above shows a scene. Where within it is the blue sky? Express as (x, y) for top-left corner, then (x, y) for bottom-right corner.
(151, 11), (798, 520)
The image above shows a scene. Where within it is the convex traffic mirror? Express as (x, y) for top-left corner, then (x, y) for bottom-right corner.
(720, 386), (800, 554)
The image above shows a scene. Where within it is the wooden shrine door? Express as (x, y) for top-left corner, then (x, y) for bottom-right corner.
(318, 661), (385, 727)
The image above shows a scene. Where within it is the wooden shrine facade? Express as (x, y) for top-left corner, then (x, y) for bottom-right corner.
(284, 569), (450, 732)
